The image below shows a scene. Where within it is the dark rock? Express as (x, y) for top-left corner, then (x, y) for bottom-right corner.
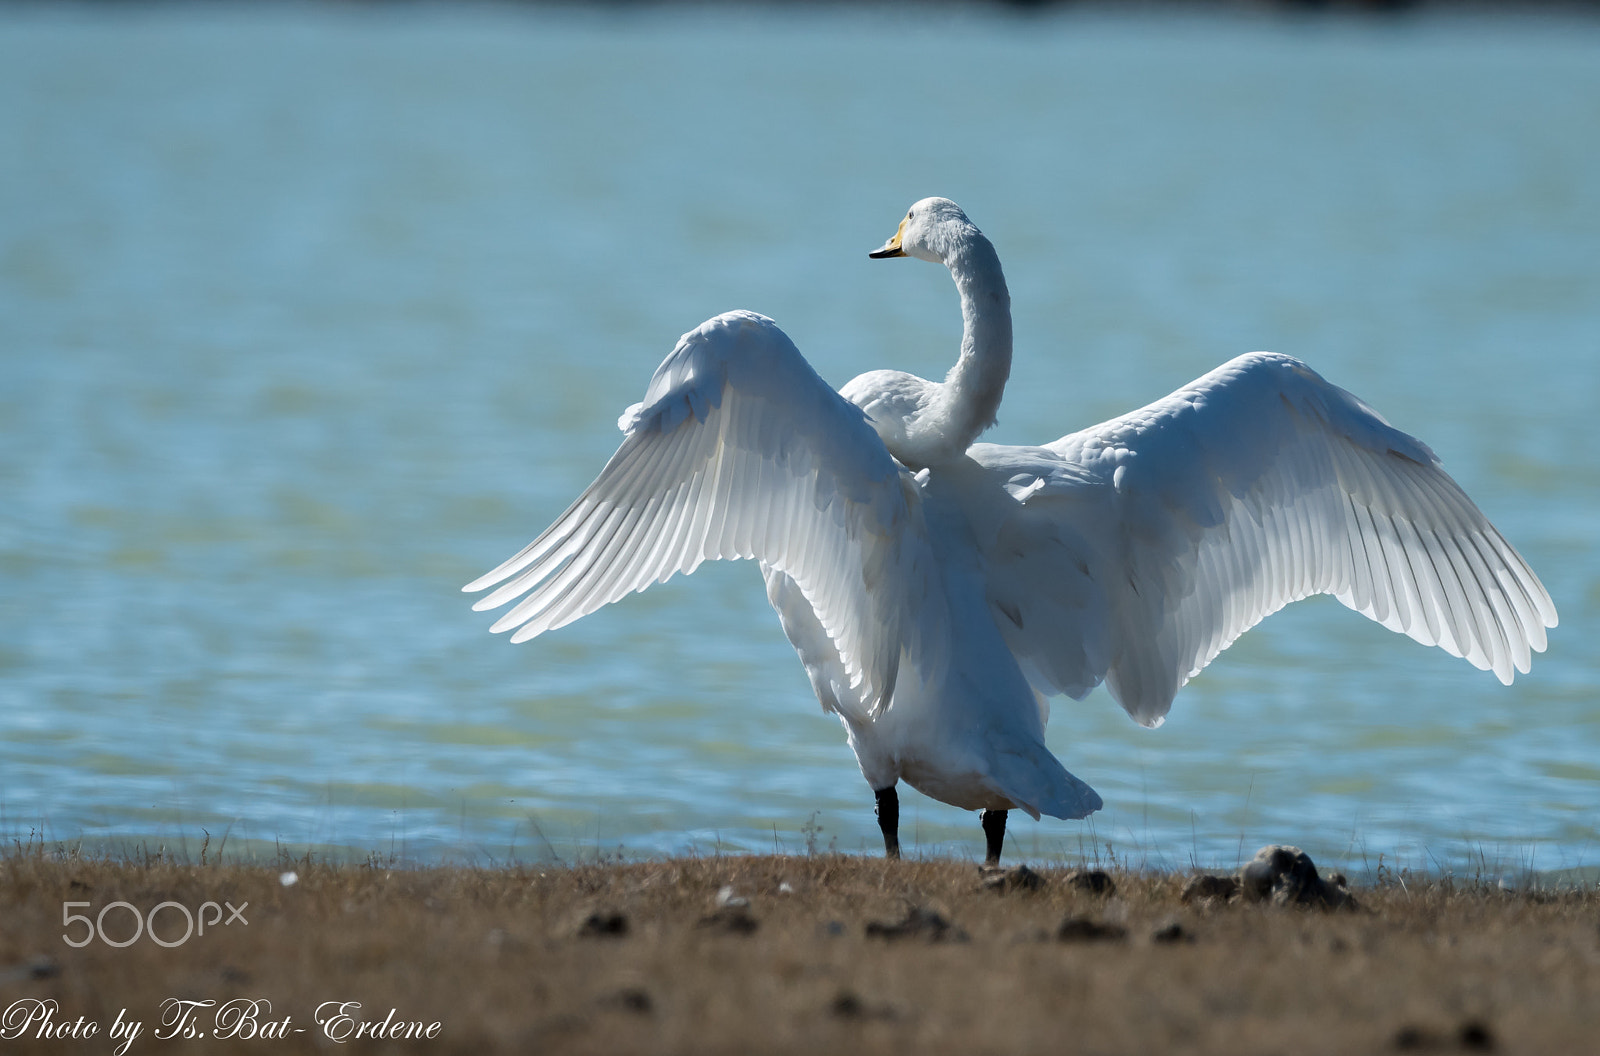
(1056, 915), (1128, 942)
(1181, 874), (1241, 904)
(979, 863), (1044, 893)
(1064, 868), (1116, 896)
(1391, 1019), (1494, 1051)
(1239, 845), (1357, 910)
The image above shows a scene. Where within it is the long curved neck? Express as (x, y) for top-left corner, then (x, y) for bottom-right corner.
(930, 234), (1012, 452)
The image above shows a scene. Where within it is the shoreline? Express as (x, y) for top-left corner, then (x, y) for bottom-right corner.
(11, 828), (1596, 887)
(3, 849), (1596, 1053)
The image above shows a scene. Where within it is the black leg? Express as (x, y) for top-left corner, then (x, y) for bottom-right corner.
(981, 808), (1007, 867)
(874, 785), (900, 859)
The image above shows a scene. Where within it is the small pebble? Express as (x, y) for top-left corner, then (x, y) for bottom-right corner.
(1181, 874), (1241, 904)
(697, 906), (759, 934)
(603, 988), (653, 1015)
(1056, 916), (1127, 943)
(831, 991), (864, 1019)
(1458, 1020), (1495, 1051)
(979, 864), (1044, 893)
(1392, 1024), (1428, 1050)
(830, 989), (895, 1021)
(866, 906), (963, 942)
(0, 956), (59, 986)
(578, 912), (629, 938)
(1151, 920), (1192, 944)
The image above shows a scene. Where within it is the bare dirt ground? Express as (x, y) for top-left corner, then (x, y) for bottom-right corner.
(2, 847), (1596, 1054)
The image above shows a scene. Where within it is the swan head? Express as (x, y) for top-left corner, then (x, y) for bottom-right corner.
(869, 197), (980, 265)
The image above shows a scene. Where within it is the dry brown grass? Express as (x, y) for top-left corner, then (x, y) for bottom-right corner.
(2, 845), (1597, 1055)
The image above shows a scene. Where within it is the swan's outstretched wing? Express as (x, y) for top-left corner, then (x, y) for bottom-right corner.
(988, 352), (1557, 727)
(464, 310), (934, 716)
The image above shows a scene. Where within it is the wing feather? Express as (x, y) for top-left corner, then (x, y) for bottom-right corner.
(983, 352), (1555, 726)
(465, 310), (932, 715)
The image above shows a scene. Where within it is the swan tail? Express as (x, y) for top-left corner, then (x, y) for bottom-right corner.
(995, 740), (1103, 822)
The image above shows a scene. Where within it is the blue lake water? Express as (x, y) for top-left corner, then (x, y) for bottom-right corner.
(1, 3), (1596, 875)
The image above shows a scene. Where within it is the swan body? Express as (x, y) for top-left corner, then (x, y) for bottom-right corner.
(467, 197), (1557, 862)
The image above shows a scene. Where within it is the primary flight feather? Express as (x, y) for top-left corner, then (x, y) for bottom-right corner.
(467, 197), (1556, 864)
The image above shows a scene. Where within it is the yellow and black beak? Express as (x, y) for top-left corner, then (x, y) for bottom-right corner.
(868, 218), (908, 259)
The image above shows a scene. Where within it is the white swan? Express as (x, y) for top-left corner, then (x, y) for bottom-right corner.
(466, 197), (1557, 865)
